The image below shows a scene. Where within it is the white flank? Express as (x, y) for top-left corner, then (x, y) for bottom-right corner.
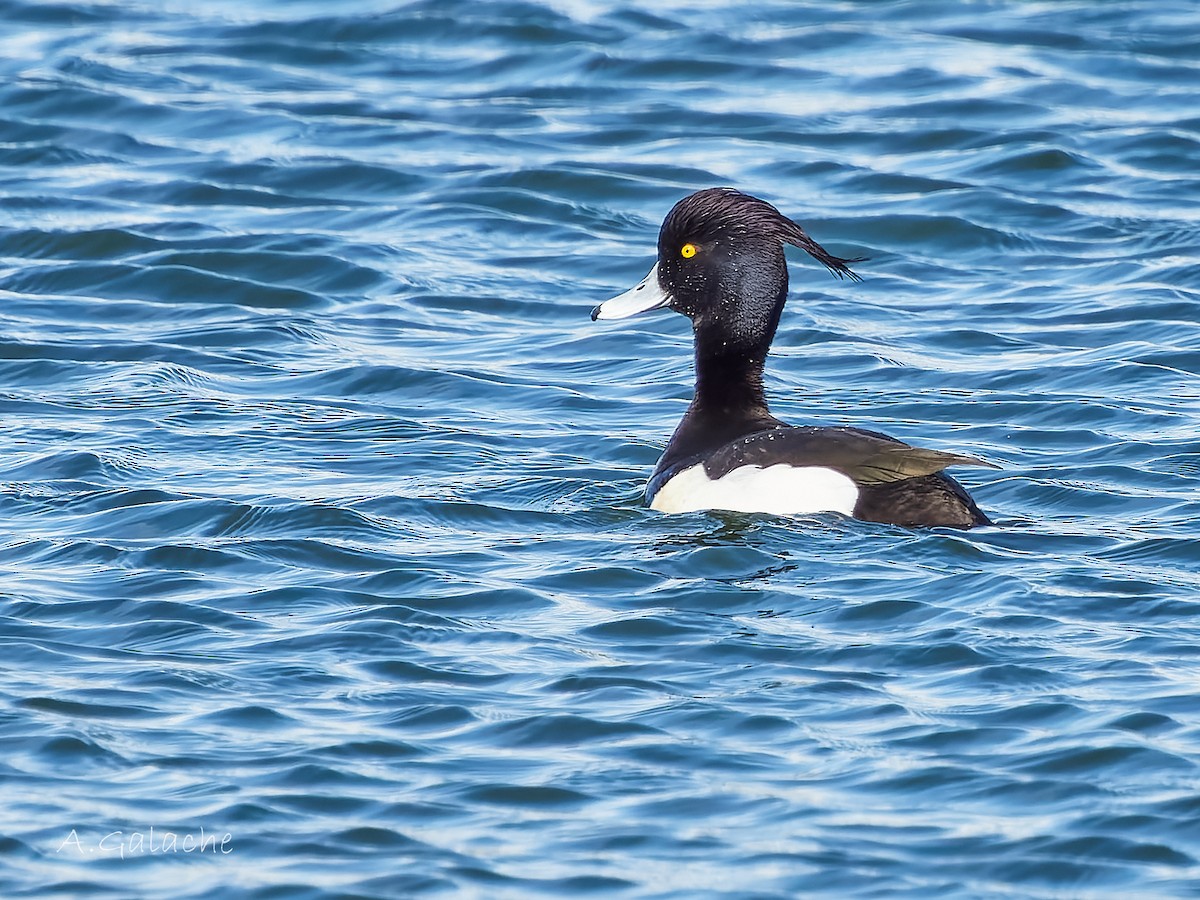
(650, 463), (859, 517)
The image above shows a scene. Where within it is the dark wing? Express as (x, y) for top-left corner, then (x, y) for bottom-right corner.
(703, 425), (998, 485)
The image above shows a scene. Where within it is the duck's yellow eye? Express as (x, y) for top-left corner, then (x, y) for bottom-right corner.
(681, 243), (697, 259)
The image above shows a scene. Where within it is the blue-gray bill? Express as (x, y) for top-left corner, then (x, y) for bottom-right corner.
(590, 263), (672, 321)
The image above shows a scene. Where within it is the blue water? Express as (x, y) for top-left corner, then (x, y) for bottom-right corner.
(2, 1), (1199, 896)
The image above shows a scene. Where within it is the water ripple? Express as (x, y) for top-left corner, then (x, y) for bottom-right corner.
(1, 1), (1199, 898)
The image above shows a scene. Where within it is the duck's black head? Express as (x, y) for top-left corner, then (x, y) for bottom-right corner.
(593, 188), (862, 358)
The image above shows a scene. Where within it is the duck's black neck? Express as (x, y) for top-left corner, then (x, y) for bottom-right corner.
(692, 334), (770, 416)
(656, 323), (783, 475)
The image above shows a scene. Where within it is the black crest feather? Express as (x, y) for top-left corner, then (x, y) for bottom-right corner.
(663, 187), (865, 281)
